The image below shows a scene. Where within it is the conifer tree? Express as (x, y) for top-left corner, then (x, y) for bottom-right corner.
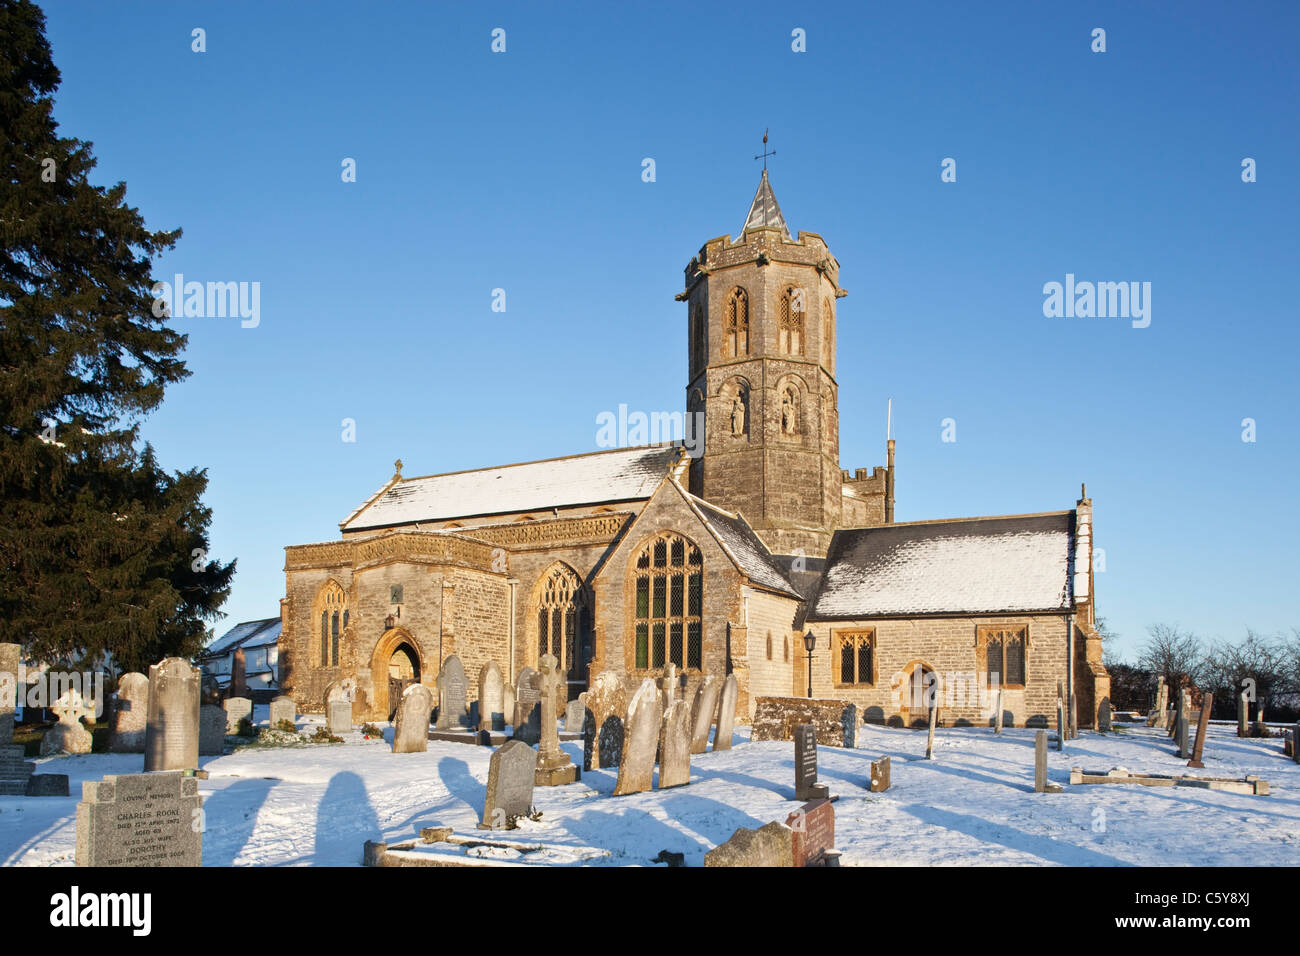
(0, 0), (234, 671)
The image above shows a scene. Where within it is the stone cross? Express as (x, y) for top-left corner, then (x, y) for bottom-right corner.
(658, 663), (679, 711)
(1187, 693), (1213, 768)
(534, 654), (577, 786)
(43, 688), (95, 756)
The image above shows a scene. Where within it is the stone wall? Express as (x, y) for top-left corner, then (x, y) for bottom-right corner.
(751, 696), (856, 747)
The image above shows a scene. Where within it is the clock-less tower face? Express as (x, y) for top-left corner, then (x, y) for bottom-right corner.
(682, 171), (845, 559)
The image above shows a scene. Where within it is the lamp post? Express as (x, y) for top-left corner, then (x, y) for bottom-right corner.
(803, 631), (816, 698)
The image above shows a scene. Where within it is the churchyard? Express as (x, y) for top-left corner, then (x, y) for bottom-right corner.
(3, 698), (1297, 867)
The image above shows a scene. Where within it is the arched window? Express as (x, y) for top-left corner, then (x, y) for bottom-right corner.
(632, 532), (703, 671)
(779, 287), (805, 355)
(535, 564), (590, 694)
(766, 632), (773, 661)
(784, 634), (790, 662)
(725, 288), (749, 358)
(313, 581), (348, 667)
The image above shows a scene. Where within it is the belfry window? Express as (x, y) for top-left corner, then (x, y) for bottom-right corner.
(725, 288), (749, 358)
(633, 533), (703, 671)
(779, 287), (805, 355)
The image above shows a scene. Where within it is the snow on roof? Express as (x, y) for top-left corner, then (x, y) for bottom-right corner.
(342, 444), (682, 531)
(242, 620), (282, 648)
(683, 492), (801, 599)
(809, 513), (1075, 618)
(203, 618), (280, 657)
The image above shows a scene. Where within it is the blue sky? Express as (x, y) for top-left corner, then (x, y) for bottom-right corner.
(36, 1), (1299, 662)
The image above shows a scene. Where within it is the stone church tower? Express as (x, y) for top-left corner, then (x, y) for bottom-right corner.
(679, 170), (852, 559)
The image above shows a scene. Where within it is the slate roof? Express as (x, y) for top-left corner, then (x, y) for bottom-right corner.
(741, 170), (791, 239)
(202, 618), (281, 658)
(342, 444), (683, 531)
(809, 513), (1076, 619)
(681, 490), (801, 600)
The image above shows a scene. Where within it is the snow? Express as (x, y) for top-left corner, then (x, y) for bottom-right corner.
(2, 718), (1296, 867)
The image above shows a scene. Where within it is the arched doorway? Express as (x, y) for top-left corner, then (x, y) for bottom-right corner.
(369, 628), (422, 722)
(898, 660), (938, 728)
(531, 563), (592, 702)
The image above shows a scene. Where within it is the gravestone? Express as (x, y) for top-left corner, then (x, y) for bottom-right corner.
(786, 798), (837, 867)
(143, 659), (200, 772)
(478, 661), (505, 732)
(75, 771), (202, 866)
(994, 688), (1004, 734)
(112, 673), (152, 752)
(794, 724), (829, 800)
(1293, 723), (1299, 764)
(327, 700), (352, 735)
(704, 821), (794, 868)
(392, 683), (433, 753)
(269, 696), (296, 729)
(583, 670), (626, 771)
(513, 666), (540, 743)
(480, 738), (537, 829)
(869, 756), (891, 792)
(658, 698), (692, 789)
(713, 673), (738, 752)
(564, 698), (586, 734)
(223, 696), (253, 735)
(1055, 696), (1065, 751)
(230, 647), (247, 699)
(502, 684), (516, 728)
(26, 773), (69, 797)
(658, 663), (679, 711)
(1098, 698), (1112, 733)
(434, 654), (469, 730)
(199, 704), (226, 755)
(326, 677), (357, 704)
(534, 654), (578, 786)
(1176, 691), (1190, 758)
(1187, 693), (1213, 768)
(200, 673), (221, 707)
(613, 679), (661, 796)
(0, 642), (18, 745)
(688, 676), (720, 754)
(1238, 689), (1249, 738)
(41, 689), (95, 756)
(1034, 729), (1061, 793)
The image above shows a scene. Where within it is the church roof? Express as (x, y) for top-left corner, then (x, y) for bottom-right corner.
(201, 618), (281, 658)
(808, 512), (1076, 619)
(741, 169), (791, 239)
(680, 489), (802, 599)
(341, 444), (683, 531)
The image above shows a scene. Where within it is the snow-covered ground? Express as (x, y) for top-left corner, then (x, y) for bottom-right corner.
(2, 714), (1296, 866)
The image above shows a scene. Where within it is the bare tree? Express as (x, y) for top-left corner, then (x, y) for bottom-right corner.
(1200, 630), (1286, 713)
(1136, 624), (1204, 690)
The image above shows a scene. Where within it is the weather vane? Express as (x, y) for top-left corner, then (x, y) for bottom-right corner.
(754, 129), (775, 170)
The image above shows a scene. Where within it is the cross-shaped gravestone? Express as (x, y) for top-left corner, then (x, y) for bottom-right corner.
(42, 688), (95, 755)
(659, 663), (678, 710)
(534, 654), (577, 786)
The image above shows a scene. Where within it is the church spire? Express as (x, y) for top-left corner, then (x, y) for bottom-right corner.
(741, 169), (790, 239)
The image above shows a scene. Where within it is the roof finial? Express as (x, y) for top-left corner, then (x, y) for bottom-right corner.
(394, 458), (403, 479)
(753, 128), (775, 171)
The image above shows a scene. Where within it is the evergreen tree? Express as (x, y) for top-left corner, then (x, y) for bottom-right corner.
(0, 0), (233, 671)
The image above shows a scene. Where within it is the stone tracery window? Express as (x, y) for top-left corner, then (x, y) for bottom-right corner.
(314, 581), (348, 667)
(725, 288), (749, 358)
(980, 625), (1027, 689)
(836, 630), (875, 686)
(536, 564), (590, 690)
(779, 287), (805, 355)
(633, 532), (703, 671)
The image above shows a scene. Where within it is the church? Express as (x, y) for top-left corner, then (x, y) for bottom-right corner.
(277, 171), (1110, 731)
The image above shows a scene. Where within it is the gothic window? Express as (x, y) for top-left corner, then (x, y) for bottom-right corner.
(979, 625), (1028, 689)
(725, 288), (749, 358)
(779, 287), (805, 355)
(535, 564), (590, 688)
(313, 581), (348, 667)
(633, 532), (703, 672)
(836, 630), (875, 686)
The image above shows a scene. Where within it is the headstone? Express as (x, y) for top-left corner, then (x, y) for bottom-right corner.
(480, 739), (537, 829)
(434, 654), (469, 730)
(1034, 729), (1061, 793)
(0, 643), (18, 745)
(41, 688), (95, 756)
(1186, 693), (1213, 768)
(658, 663), (679, 711)
(786, 798), (837, 867)
(842, 702), (858, 748)
(1147, 677), (1166, 727)
(583, 670), (626, 771)
(1293, 723), (1299, 764)
(513, 666), (540, 743)
(658, 698), (692, 789)
(1098, 698), (1112, 733)
(564, 697), (586, 734)
(200, 673), (221, 706)
(1176, 691), (1190, 758)
(869, 756), (891, 792)
(613, 679), (661, 796)
(223, 696), (252, 735)
(925, 704), (937, 759)
(1238, 689), (1249, 738)
(144, 659), (200, 772)
(478, 661), (505, 732)
(794, 724), (829, 800)
(75, 771), (202, 866)
(327, 700), (352, 735)
(704, 821), (794, 868)
(1056, 697), (1065, 751)
(534, 654), (578, 786)
(689, 676), (720, 754)
(713, 673), (738, 752)
(0, 745), (34, 796)
(110, 673), (150, 753)
(392, 683), (433, 753)
(198, 704), (226, 755)
(326, 677), (357, 704)
(994, 688), (1004, 734)
(502, 684), (516, 728)
(26, 773), (69, 797)
(269, 695), (296, 729)
(230, 647), (247, 699)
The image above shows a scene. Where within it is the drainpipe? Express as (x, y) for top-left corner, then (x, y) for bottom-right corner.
(1065, 612), (1075, 738)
